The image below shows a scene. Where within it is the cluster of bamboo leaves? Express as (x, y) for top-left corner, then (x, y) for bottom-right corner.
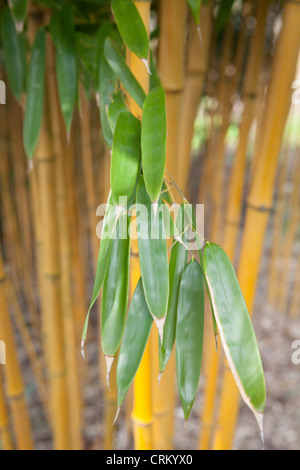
(1, 0), (266, 434)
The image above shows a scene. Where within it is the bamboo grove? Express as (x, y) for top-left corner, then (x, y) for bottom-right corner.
(0, 0), (299, 451)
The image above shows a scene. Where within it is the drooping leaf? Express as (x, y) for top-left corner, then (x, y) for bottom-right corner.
(81, 192), (116, 355)
(159, 205), (189, 373)
(187, 0), (201, 25)
(23, 28), (46, 158)
(141, 86), (167, 204)
(104, 37), (146, 109)
(101, 212), (130, 380)
(116, 278), (153, 408)
(98, 51), (116, 148)
(107, 92), (127, 134)
(1, 7), (26, 101)
(136, 177), (169, 339)
(111, 0), (149, 59)
(176, 259), (205, 420)
(216, 0), (235, 34)
(111, 111), (141, 206)
(204, 242), (266, 434)
(9, 0), (28, 29)
(49, 4), (78, 132)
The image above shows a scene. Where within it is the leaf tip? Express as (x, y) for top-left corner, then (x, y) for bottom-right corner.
(80, 339), (85, 360)
(112, 406), (121, 426)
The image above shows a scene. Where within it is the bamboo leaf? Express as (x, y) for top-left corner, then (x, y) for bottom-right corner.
(111, 0), (149, 60)
(116, 278), (153, 408)
(204, 242), (266, 435)
(111, 111), (141, 206)
(104, 37), (146, 109)
(23, 28), (46, 158)
(216, 0), (235, 34)
(94, 21), (113, 89)
(187, 0), (201, 25)
(136, 177), (169, 340)
(141, 86), (167, 204)
(81, 192), (116, 356)
(98, 51), (116, 148)
(9, 0), (28, 30)
(108, 92), (127, 134)
(1, 7), (26, 101)
(176, 259), (205, 420)
(101, 212), (130, 385)
(159, 205), (189, 373)
(50, 4), (78, 132)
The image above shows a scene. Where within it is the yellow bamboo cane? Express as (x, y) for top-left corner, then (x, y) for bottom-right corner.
(277, 154), (300, 313)
(177, 2), (213, 194)
(47, 38), (83, 450)
(212, 1), (300, 449)
(0, 369), (13, 450)
(267, 154), (289, 310)
(158, 0), (187, 182)
(35, 31), (70, 449)
(125, 1), (153, 450)
(0, 251), (33, 450)
(198, 2), (270, 450)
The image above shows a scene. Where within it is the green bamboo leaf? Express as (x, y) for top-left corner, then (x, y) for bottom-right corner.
(9, 0), (28, 29)
(104, 37), (146, 109)
(150, 49), (161, 91)
(76, 32), (96, 78)
(23, 28), (45, 158)
(136, 177), (169, 341)
(1, 7), (26, 101)
(204, 242), (266, 437)
(111, 0), (149, 60)
(111, 111), (141, 208)
(101, 212), (130, 387)
(141, 86), (167, 206)
(116, 278), (153, 411)
(98, 52), (117, 148)
(187, 0), (201, 25)
(159, 205), (189, 374)
(176, 259), (204, 420)
(50, 4), (78, 132)
(216, 0), (235, 34)
(94, 21), (114, 89)
(108, 92), (127, 134)
(81, 192), (116, 357)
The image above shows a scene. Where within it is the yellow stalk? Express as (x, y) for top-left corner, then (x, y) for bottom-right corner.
(35, 32), (70, 449)
(267, 148), (289, 307)
(177, 2), (213, 193)
(0, 369), (13, 450)
(158, 0), (187, 182)
(198, 2), (270, 449)
(47, 38), (83, 450)
(212, 1), (300, 449)
(0, 252), (33, 449)
(125, 0), (153, 450)
(277, 154), (300, 313)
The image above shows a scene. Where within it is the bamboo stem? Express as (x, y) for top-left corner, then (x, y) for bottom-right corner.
(177, 2), (213, 193)
(0, 252), (33, 450)
(0, 369), (13, 450)
(34, 31), (70, 449)
(126, 1), (153, 450)
(212, 1), (300, 449)
(158, 0), (187, 182)
(47, 38), (83, 450)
